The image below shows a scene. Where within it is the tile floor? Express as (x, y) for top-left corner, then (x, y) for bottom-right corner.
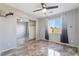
(1, 39), (79, 56)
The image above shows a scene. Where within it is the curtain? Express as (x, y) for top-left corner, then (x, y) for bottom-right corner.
(45, 27), (49, 40)
(60, 24), (69, 43)
(45, 19), (49, 40)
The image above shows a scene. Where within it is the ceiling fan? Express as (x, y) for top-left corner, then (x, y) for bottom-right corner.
(33, 3), (58, 13)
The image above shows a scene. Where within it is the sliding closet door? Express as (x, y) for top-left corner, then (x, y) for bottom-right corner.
(16, 22), (28, 46)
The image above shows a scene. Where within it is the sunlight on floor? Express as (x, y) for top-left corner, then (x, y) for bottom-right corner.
(48, 49), (60, 56)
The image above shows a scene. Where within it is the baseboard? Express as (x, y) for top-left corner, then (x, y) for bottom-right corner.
(38, 39), (79, 51)
(0, 47), (16, 56)
(47, 39), (77, 47)
(29, 37), (36, 40)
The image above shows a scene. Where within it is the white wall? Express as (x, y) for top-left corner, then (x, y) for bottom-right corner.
(0, 4), (37, 52)
(0, 15), (17, 52)
(37, 8), (79, 48)
(36, 19), (39, 39)
(0, 4), (21, 52)
(37, 19), (47, 39)
(77, 8), (79, 47)
(62, 9), (78, 47)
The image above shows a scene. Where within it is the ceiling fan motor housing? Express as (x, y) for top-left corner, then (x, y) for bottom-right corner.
(41, 3), (47, 8)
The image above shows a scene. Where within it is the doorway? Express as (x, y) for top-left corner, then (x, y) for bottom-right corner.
(16, 22), (29, 46)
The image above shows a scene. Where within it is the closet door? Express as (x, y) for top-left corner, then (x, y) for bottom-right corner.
(16, 22), (28, 46)
(29, 20), (36, 40)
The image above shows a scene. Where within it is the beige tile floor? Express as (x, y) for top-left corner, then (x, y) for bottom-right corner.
(1, 40), (79, 56)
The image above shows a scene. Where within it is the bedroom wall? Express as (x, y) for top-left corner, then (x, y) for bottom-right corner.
(37, 8), (79, 48)
(0, 15), (16, 52)
(0, 4), (37, 53)
(39, 19), (45, 39)
(77, 8), (79, 47)
(36, 19), (39, 39)
(63, 9), (78, 47)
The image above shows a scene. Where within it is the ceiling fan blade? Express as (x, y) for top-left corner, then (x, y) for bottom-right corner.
(33, 9), (42, 12)
(5, 12), (13, 16)
(46, 6), (58, 9)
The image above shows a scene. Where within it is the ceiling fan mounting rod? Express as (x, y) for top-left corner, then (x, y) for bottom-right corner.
(41, 3), (46, 8)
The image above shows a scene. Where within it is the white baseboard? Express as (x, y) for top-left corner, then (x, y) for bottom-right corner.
(0, 46), (16, 56)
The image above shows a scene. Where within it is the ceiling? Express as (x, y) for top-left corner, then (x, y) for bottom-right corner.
(6, 3), (79, 19)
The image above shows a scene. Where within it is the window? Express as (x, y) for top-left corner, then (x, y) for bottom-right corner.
(48, 16), (61, 33)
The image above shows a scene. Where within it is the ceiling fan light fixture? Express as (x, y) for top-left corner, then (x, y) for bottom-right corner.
(42, 8), (47, 13)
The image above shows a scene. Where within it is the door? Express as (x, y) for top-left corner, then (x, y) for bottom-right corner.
(16, 22), (28, 46)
